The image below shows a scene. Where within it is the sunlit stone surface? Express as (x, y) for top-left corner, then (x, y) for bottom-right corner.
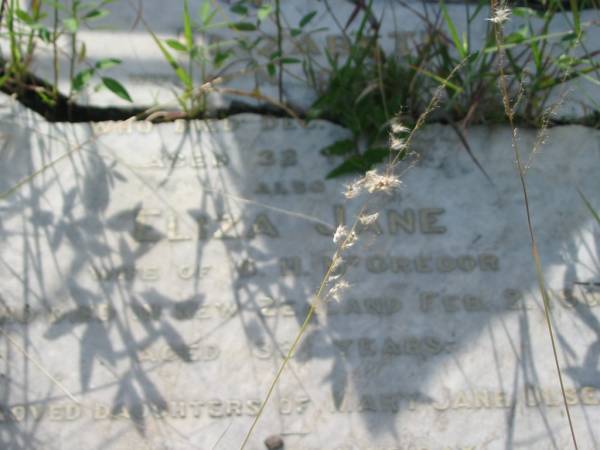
(1, 98), (600, 449)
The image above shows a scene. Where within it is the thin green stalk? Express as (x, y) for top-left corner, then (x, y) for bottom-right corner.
(275, 0), (283, 102)
(8, 0), (21, 72)
(52, 2), (59, 98)
(68, 1), (78, 100)
(24, 4), (38, 66)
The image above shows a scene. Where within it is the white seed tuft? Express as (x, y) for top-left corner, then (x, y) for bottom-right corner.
(359, 212), (380, 226)
(344, 179), (364, 199)
(328, 280), (350, 302)
(487, 5), (511, 24)
(391, 122), (410, 134)
(333, 225), (348, 245)
(330, 257), (344, 272)
(390, 137), (408, 152)
(362, 170), (402, 194)
(341, 230), (358, 250)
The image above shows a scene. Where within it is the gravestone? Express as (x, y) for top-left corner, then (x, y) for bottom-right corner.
(1, 96), (600, 450)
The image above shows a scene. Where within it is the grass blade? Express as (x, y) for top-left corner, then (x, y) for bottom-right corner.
(183, 0), (193, 51)
(578, 189), (600, 226)
(147, 26), (192, 90)
(441, 0), (467, 59)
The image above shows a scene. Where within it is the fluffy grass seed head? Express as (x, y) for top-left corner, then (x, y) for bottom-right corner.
(359, 212), (379, 226)
(363, 169), (402, 194)
(343, 181), (363, 199)
(329, 256), (344, 272)
(327, 280), (350, 303)
(391, 122), (410, 134)
(333, 225), (358, 249)
(390, 137), (408, 152)
(487, 4), (511, 25)
(333, 225), (348, 245)
(344, 170), (402, 198)
(342, 230), (358, 249)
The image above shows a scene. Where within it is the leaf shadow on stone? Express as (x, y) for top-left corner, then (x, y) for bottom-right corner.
(2, 109), (600, 449)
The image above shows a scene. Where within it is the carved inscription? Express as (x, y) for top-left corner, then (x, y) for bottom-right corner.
(2, 287), (595, 325)
(0, 396), (310, 422)
(330, 386), (600, 413)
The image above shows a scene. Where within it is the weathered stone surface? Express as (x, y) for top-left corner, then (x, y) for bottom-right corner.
(1, 97), (600, 449)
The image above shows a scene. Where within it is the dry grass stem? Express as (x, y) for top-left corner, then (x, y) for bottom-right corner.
(491, 1), (579, 447)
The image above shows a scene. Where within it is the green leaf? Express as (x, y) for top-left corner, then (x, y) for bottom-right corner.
(258, 4), (273, 21)
(199, 1), (216, 26)
(199, 1), (210, 22)
(280, 57), (301, 64)
(231, 2), (248, 15)
(44, 1), (67, 12)
(409, 64), (463, 93)
(229, 22), (257, 32)
(38, 27), (52, 43)
(72, 68), (95, 92)
(326, 156), (367, 178)
(505, 26), (529, 45)
(561, 31), (578, 42)
(361, 147), (389, 165)
(148, 27), (192, 90)
(325, 148), (389, 178)
(166, 39), (188, 52)
(299, 11), (317, 28)
(101, 77), (132, 102)
(16, 9), (35, 25)
(320, 139), (355, 156)
(570, 0), (580, 38)
(95, 58), (121, 70)
(214, 49), (233, 67)
(441, 1), (466, 59)
(83, 9), (109, 20)
(78, 42), (87, 62)
(63, 17), (79, 33)
(36, 88), (56, 107)
(183, 0), (194, 51)
(267, 63), (276, 77)
(290, 28), (302, 37)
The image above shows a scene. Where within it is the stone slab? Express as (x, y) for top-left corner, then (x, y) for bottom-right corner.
(1, 98), (600, 449)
